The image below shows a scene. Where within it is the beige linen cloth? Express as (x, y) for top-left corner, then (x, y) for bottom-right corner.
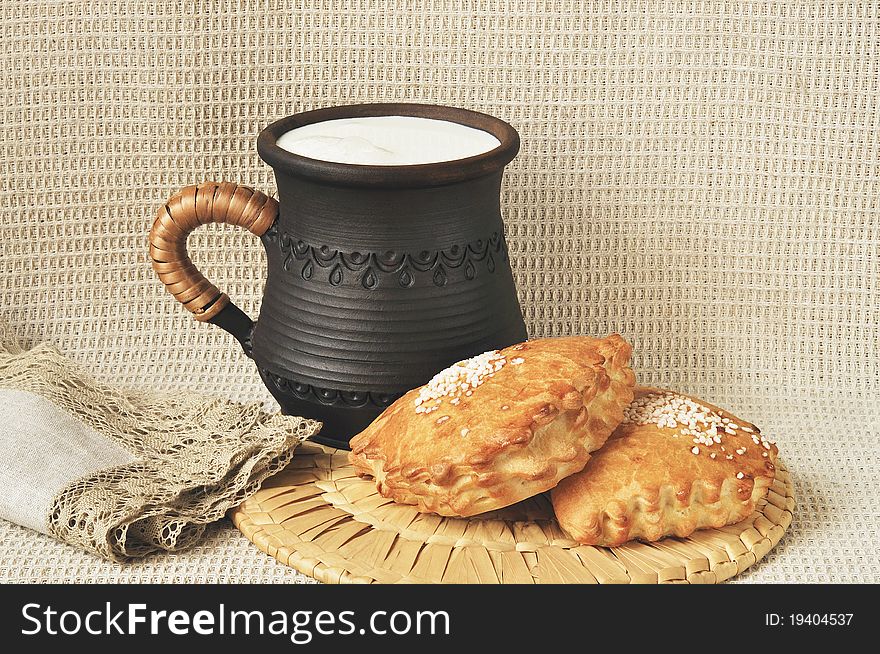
(0, 320), (319, 561)
(1, 0), (878, 582)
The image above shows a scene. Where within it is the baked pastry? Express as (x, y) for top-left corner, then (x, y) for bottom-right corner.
(551, 387), (778, 546)
(349, 335), (636, 517)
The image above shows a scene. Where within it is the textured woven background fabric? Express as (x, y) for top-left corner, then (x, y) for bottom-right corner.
(1, 0), (878, 582)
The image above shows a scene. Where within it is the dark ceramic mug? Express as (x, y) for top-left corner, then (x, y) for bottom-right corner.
(149, 103), (527, 448)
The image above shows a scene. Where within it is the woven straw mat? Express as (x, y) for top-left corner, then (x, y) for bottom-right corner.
(1, 1), (878, 582)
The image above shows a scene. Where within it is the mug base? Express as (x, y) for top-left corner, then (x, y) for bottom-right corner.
(259, 368), (394, 450)
(307, 433), (360, 450)
(278, 397), (385, 450)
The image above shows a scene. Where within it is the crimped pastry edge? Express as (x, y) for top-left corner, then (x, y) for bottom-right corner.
(553, 464), (777, 547)
(350, 335), (636, 517)
(550, 388), (780, 547)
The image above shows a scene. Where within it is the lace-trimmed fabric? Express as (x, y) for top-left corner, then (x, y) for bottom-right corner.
(0, 321), (320, 561)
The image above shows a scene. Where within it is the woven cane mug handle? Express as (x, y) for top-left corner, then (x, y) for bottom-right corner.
(149, 181), (278, 355)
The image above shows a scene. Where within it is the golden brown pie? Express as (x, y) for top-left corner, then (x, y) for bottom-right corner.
(349, 335), (636, 517)
(551, 386), (778, 546)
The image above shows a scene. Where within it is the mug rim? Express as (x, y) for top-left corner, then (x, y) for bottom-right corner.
(257, 103), (520, 188)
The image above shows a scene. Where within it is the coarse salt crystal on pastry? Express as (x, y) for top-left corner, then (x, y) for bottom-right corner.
(349, 334), (636, 517)
(551, 386), (779, 546)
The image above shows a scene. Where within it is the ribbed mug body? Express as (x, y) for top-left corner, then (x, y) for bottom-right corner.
(252, 104), (527, 447)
